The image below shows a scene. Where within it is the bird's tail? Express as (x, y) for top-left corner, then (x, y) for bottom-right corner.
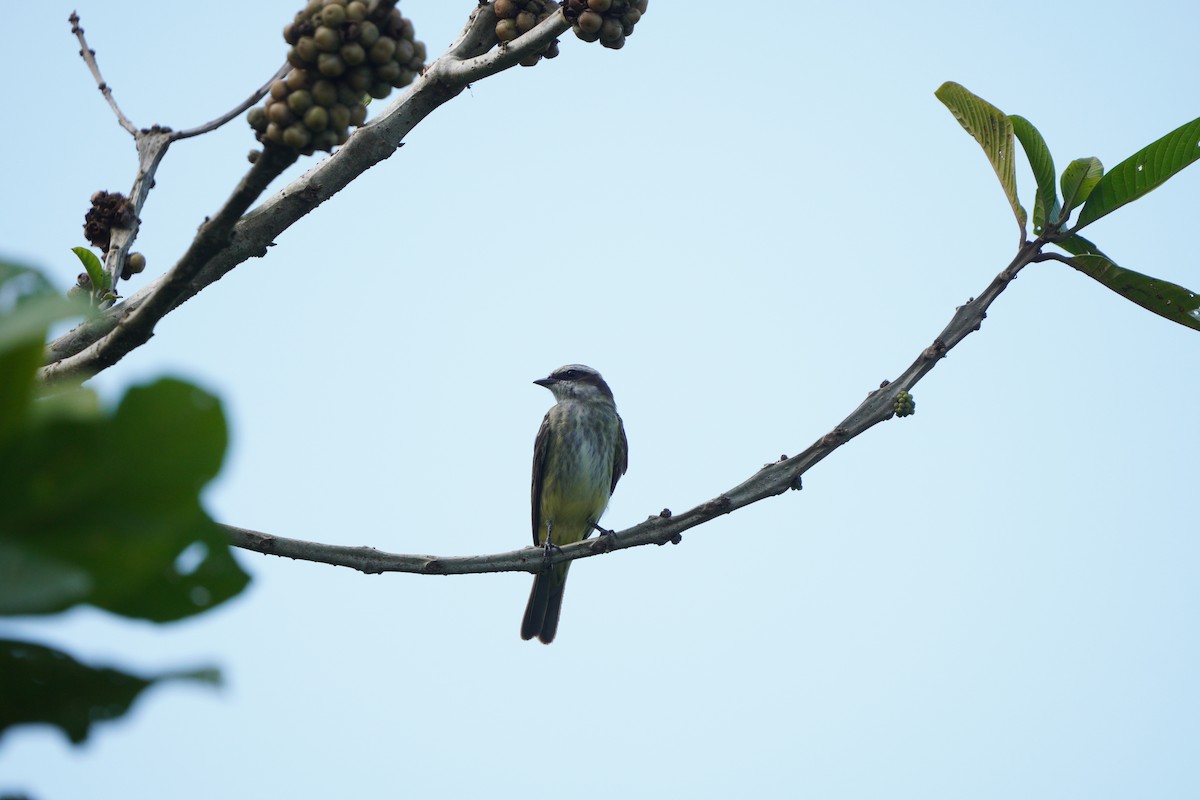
(520, 564), (569, 644)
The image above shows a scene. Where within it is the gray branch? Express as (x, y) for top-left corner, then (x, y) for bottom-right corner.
(224, 239), (1045, 575)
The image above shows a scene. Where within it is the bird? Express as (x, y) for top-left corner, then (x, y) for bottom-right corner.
(521, 364), (628, 644)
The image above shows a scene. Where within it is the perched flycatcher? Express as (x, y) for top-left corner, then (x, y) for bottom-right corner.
(521, 364), (628, 644)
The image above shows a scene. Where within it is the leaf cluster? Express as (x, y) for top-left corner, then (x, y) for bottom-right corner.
(937, 81), (1200, 333)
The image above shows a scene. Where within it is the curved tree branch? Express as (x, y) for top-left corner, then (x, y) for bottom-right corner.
(69, 11), (137, 136)
(224, 238), (1047, 574)
(175, 63), (289, 141)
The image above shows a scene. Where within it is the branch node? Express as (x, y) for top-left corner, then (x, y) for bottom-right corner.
(702, 495), (733, 517)
(790, 474), (803, 491)
(821, 427), (849, 446)
(922, 338), (948, 360)
(658, 508), (672, 519)
(589, 536), (616, 554)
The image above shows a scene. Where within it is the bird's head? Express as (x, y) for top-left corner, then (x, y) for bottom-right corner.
(534, 364), (616, 404)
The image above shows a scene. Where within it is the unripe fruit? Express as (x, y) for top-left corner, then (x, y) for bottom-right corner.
(295, 36), (319, 62)
(494, 0), (517, 18)
(495, 19), (518, 42)
(315, 26), (342, 53)
(247, 106), (268, 131)
(320, 3), (346, 27)
(283, 123), (312, 149)
(516, 11), (536, 33)
(393, 38), (414, 64)
(304, 105), (329, 131)
(288, 90), (313, 114)
(374, 61), (402, 83)
(317, 52), (347, 76)
(369, 36), (396, 64)
(348, 103), (367, 126)
(346, 1), (367, 22)
(312, 79), (338, 107)
(346, 65), (372, 91)
(358, 20), (380, 47)
(265, 122), (285, 143)
(339, 42), (365, 66)
(329, 103), (351, 129)
(368, 81), (391, 99)
(587, 0), (611, 11)
(572, 24), (599, 42)
(267, 101), (295, 126)
(313, 129), (339, 151)
(270, 79), (289, 100)
(599, 17), (623, 43)
(285, 67), (310, 91)
(126, 252), (147, 274)
(576, 10), (603, 34)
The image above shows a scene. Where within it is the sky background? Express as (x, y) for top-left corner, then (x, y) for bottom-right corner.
(4, 1), (1200, 797)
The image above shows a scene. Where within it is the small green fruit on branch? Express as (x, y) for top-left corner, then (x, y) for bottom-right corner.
(248, 0), (427, 155)
(562, 0), (647, 50)
(493, 0), (562, 67)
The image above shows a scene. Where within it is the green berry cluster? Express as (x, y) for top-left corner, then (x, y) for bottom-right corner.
(248, 0), (426, 154)
(562, 0), (647, 50)
(493, 0), (561, 67)
(893, 390), (916, 418)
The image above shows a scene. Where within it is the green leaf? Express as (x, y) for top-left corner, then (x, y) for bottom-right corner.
(1059, 157), (1104, 218)
(936, 81), (1026, 235)
(1010, 115), (1059, 235)
(0, 261), (83, 442)
(1075, 115), (1200, 230)
(0, 638), (219, 745)
(1057, 234), (1200, 333)
(71, 246), (107, 292)
(0, 378), (250, 622)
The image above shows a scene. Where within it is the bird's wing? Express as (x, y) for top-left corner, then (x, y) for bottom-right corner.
(611, 414), (629, 494)
(530, 411), (552, 545)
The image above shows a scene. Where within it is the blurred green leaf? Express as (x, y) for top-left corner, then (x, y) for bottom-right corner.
(1010, 115), (1060, 234)
(1059, 157), (1103, 218)
(0, 378), (250, 621)
(1075, 115), (1200, 230)
(70, 247), (107, 292)
(1057, 234), (1200, 333)
(0, 261), (250, 623)
(0, 638), (219, 745)
(936, 81), (1026, 236)
(0, 261), (83, 442)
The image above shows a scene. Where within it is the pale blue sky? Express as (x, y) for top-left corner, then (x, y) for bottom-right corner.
(4, 1), (1199, 798)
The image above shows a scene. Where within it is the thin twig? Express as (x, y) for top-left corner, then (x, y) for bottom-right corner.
(175, 62), (290, 140)
(224, 239), (1048, 575)
(69, 11), (137, 135)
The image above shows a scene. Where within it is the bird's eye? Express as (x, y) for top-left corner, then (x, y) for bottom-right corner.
(561, 369), (579, 379)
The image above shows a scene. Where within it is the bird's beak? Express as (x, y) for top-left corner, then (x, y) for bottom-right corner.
(533, 377), (556, 388)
